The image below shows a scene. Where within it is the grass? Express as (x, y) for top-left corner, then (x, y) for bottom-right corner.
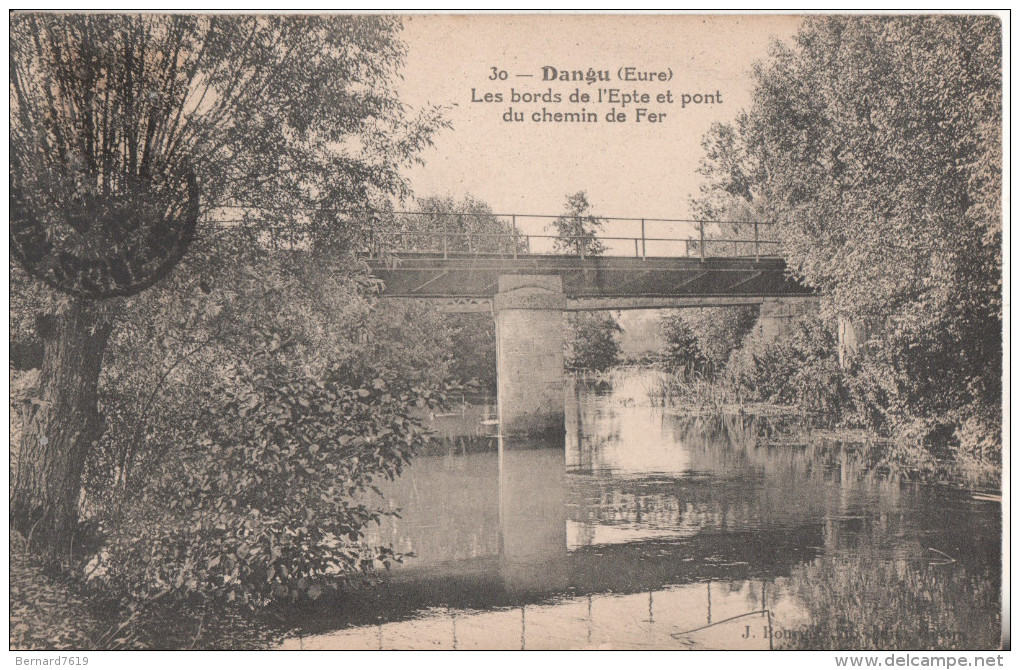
(648, 369), (810, 420)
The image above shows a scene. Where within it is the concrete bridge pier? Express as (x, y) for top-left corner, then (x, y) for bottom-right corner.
(493, 275), (567, 439)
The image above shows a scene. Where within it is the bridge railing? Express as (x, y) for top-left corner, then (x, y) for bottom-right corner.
(363, 211), (782, 262)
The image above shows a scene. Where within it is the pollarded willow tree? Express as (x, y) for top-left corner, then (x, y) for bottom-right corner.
(9, 13), (445, 553)
(693, 16), (1002, 451)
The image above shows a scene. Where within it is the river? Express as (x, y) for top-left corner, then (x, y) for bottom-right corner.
(280, 368), (1001, 650)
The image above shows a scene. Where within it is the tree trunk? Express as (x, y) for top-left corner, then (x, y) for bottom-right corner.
(11, 298), (114, 555)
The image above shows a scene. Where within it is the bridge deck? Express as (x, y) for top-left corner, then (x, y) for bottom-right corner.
(364, 252), (813, 305)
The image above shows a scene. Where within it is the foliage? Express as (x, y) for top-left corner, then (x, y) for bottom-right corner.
(566, 312), (623, 372)
(10, 13), (456, 645)
(445, 314), (498, 397)
(691, 16), (1002, 455)
(10, 12), (446, 556)
(372, 193), (510, 395)
(727, 313), (847, 418)
(55, 251), (432, 638)
(659, 313), (710, 377)
(11, 529), (284, 650)
(689, 132), (780, 258)
(386, 194), (524, 255)
(356, 300), (496, 399)
(57, 234), (449, 646)
(345, 298), (497, 396)
(88, 358), (432, 611)
(10, 13), (446, 253)
(10, 14), (446, 298)
(356, 300), (455, 393)
(552, 191), (606, 256)
(660, 307), (758, 376)
(88, 236), (379, 489)
(84, 236), (450, 561)
(838, 339), (1001, 462)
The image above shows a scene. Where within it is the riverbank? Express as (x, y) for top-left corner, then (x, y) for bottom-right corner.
(641, 361), (1001, 490)
(9, 531), (287, 650)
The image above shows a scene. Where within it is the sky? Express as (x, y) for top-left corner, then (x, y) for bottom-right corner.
(395, 14), (802, 232)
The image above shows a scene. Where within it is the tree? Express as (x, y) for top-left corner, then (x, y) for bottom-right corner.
(553, 194), (612, 367)
(727, 312), (847, 419)
(552, 191), (606, 256)
(566, 312), (622, 372)
(661, 307), (759, 375)
(659, 313), (709, 376)
(689, 130), (780, 257)
(390, 194), (524, 255)
(446, 313), (498, 396)
(9, 14), (444, 553)
(59, 221), (465, 627)
(375, 194), (522, 395)
(693, 16), (1002, 453)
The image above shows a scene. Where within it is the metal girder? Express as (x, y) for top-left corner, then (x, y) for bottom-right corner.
(432, 298), (493, 314)
(410, 270), (450, 293)
(365, 252), (812, 300)
(724, 271), (765, 292)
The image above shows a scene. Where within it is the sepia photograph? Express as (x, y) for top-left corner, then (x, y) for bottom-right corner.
(7, 11), (1007, 658)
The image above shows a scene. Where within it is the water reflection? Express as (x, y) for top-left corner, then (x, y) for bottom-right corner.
(286, 581), (790, 650)
(282, 369), (1000, 650)
(499, 445), (568, 596)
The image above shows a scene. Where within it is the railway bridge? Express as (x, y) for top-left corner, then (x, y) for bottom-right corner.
(362, 212), (816, 437)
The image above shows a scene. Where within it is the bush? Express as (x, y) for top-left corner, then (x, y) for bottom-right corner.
(565, 312), (622, 372)
(662, 307), (759, 376)
(722, 310), (999, 468)
(689, 15), (1002, 469)
(360, 301), (496, 398)
(445, 313), (497, 397)
(839, 340), (1002, 463)
(53, 252), (456, 647)
(86, 354), (434, 613)
(726, 313), (847, 417)
(659, 313), (711, 377)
